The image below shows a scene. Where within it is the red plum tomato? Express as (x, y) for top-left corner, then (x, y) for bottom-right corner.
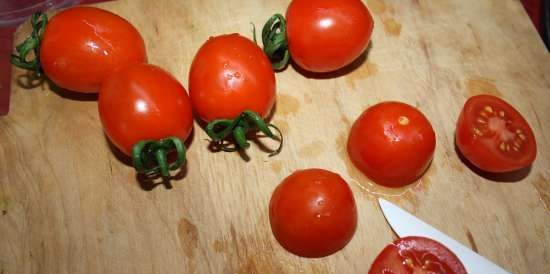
(98, 63), (193, 156)
(286, 0), (374, 72)
(40, 6), (147, 93)
(189, 33), (276, 122)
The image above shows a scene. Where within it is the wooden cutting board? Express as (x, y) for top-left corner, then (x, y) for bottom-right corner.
(1, 0), (549, 273)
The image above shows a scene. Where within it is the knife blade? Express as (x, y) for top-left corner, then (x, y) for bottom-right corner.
(378, 198), (512, 274)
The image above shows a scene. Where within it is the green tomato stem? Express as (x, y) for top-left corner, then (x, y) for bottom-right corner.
(155, 147), (169, 177)
(261, 14), (290, 70)
(205, 110), (283, 156)
(11, 12), (47, 75)
(132, 137), (186, 177)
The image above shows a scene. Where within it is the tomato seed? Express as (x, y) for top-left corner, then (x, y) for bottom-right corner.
(404, 258), (415, 268)
(398, 116), (410, 126)
(474, 128), (482, 136)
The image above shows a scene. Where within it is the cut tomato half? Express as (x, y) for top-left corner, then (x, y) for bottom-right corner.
(456, 95), (536, 172)
(368, 236), (467, 274)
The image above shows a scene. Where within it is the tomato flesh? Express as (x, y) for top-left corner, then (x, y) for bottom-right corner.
(456, 95), (536, 172)
(40, 7), (146, 93)
(189, 33), (276, 122)
(286, 0), (374, 73)
(98, 63), (193, 155)
(369, 236), (467, 274)
(347, 102), (436, 188)
(269, 169), (357, 258)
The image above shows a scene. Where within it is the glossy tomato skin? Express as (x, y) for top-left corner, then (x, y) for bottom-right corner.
(40, 6), (146, 93)
(189, 33), (275, 122)
(269, 169), (357, 258)
(456, 95), (536, 172)
(369, 236), (467, 274)
(347, 102), (436, 188)
(286, 0), (373, 73)
(98, 63), (193, 156)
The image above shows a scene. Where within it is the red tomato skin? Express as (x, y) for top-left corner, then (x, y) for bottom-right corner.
(189, 33), (276, 122)
(456, 95), (537, 172)
(368, 236), (467, 274)
(98, 63), (193, 156)
(347, 102), (436, 188)
(40, 6), (147, 93)
(286, 0), (374, 73)
(269, 169), (357, 258)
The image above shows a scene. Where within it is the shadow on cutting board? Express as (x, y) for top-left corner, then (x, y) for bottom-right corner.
(136, 164), (188, 191)
(454, 140), (532, 182)
(15, 70), (98, 101)
(290, 41), (373, 79)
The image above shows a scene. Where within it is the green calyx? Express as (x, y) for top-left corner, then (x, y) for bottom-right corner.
(261, 14), (290, 71)
(11, 12), (48, 75)
(132, 137), (186, 178)
(206, 110), (283, 156)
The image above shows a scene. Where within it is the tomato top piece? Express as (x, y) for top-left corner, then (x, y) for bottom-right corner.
(456, 95), (537, 172)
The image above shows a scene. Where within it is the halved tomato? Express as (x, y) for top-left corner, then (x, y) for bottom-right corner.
(456, 95), (537, 172)
(368, 236), (467, 274)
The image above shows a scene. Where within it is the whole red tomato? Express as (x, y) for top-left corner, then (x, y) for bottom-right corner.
(12, 6), (147, 93)
(369, 236), (467, 274)
(262, 0), (373, 72)
(189, 33), (275, 121)
(98, 63), (193, 176)
(456, 95), (536, 172)
(347, 102), (436, 188)
(189, 33), (280, 153)
(269, 168), (357, 258)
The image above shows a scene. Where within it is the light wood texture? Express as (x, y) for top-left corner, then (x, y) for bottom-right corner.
(2, 0), (549, 273)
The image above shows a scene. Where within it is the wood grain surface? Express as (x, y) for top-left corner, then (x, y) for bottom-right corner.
(1, 0), (549, 273)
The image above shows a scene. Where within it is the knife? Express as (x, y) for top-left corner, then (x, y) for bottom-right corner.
(378, 198), (512, 274)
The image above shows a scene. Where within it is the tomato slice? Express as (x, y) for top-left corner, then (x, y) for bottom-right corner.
(368, 236), (467, 274)
(456, 95), (537, 172)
